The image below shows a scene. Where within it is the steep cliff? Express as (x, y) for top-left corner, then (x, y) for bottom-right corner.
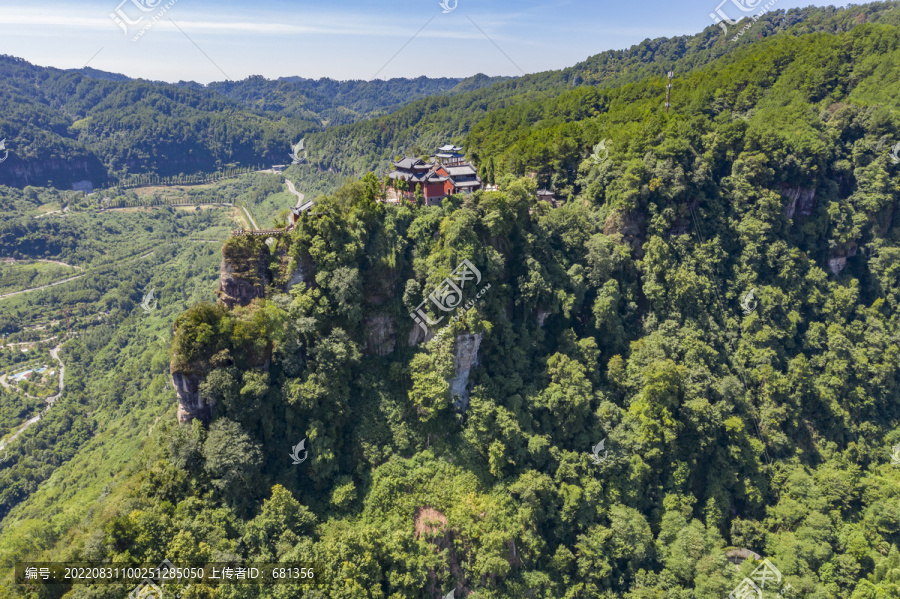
(782, 185), (817, 220)
(604, 209), (646, 258)
(0, 155), (110, 190)
(171, 371), (214, 424)
(364, 315), (397, 356)
(449, 332), (483, 413)
(217, 235), (274, 309)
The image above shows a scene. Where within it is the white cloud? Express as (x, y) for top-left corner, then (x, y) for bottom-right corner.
(0, 6), (502, 41)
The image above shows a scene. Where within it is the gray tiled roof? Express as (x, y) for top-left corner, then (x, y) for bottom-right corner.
(392, 157), (433, 170)
(389, 171), (448, 184)
(444, 165), (478, 176)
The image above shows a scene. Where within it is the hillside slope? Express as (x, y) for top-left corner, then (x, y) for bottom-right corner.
(1, 9), (899, 599)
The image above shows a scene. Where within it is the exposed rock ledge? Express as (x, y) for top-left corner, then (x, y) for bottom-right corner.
(450, 333), (483, 413)
(782, 185), (816, 219)
(172, 371), (215, 424)
(364, 315), (396, 356)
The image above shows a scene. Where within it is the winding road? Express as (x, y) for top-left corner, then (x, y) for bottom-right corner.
(0, 342), (66, 451)
(0, 274), (87, 301)
(0, 249), (155, 302)
(285, 179), (305, 207)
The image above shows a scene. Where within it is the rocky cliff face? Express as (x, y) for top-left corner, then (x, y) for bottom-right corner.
(449, 333), (483, 413)
(0, 156), (109, 189)
(171, 371), (215, 424)
(218, 244), (272, 309)
(828, 243), (858, 276)
(286, 252), (316, 293)
(364, 315), (396, 356)
(782, 186), (817, 219)
(537, 310), (552, 328)
(408, 323), (434, 347)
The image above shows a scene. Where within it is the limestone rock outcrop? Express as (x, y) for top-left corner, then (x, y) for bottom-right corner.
(782, 186), (817, 219)
(171, 371), (215, 424)
(217, 241), (272, 309)
(449, 333), (483, 413)
(364, 315), (396, 356)
(604, 209), (647, 257)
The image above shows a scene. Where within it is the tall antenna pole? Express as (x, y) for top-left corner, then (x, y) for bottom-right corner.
(665, 71), (674, 114)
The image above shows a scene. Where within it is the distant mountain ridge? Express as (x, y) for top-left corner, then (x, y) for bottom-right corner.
(0, 1), (898, 189)
(0, 55), (505, 189)
(197, 73), (509, 124)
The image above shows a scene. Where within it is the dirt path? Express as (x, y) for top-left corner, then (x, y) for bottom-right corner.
(0, 274), (87, 301)
(3, 336), (58, 349)
(97, 202), (233, 212)
(46, 345), (65, 404)
(0, 250), (155, 302)
(0, 415), (41, 452)
(241, 205), (260, 230)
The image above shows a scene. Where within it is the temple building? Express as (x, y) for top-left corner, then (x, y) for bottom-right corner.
(434, 144), (466, 166)
(386, 145), (482, 205)
(288, 199), (315, 227)
(387, 157), (450, 205)
(435, 163), (482, 195)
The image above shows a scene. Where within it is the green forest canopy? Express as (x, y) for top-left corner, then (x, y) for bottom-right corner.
(1, 3), (900, 599)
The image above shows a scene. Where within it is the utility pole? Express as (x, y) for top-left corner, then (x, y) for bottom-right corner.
(665, 71), (674, 113)
(63, 309), (71, 334)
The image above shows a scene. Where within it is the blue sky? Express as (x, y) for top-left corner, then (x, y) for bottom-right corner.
(0, 0), (846, 83)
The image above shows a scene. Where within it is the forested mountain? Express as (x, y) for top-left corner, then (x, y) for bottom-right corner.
(199, 74), (507, 124)
(1, 2), (900, 598)
(0, 58), (500, 189)
(305, 1), (900, 176)
(3, 1), (897, 193)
